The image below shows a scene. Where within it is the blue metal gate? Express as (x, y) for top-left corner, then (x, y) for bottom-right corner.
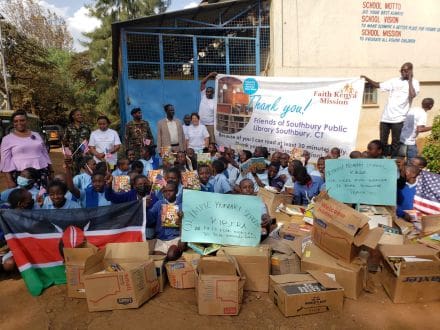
(117, 0), (270, 138)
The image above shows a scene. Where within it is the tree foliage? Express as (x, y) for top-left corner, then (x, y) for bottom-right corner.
(422, 115), (440, 173)
(84, 0), (170, 125)
(0, 0), (72, 50)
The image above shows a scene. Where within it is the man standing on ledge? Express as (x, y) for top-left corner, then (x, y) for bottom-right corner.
(361, 62), (419, 157)
(157, 104), (185, 152)
(199, 72), (217, 143)
(125, 107), (154, 159)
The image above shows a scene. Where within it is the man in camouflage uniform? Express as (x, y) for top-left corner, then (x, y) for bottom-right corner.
(125, 108), (154, 159)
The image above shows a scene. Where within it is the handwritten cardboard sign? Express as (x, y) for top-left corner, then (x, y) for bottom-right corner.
(182, 190), (262, 246)
(325, 159), (397, 206)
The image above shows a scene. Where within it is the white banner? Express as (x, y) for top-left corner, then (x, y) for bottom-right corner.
(214, 75), (364, 160)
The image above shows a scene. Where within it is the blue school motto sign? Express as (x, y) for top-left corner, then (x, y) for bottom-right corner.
(182, 190), (262, 246)
(325, 159), (397, 205)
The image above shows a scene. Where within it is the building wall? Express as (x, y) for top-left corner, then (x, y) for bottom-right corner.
(269, 0), (440, 150)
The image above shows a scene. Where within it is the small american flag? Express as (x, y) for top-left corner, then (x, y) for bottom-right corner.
(414, 171), (440, 215)
(80, 139), (89, 154)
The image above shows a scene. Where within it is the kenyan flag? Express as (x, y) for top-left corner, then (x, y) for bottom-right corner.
(0, 200), (147, 296)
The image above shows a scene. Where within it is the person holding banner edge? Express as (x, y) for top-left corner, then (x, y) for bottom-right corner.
(199, 72), (217, 143)
(361, 62), (420, 158)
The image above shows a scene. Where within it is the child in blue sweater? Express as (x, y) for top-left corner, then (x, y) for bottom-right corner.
(147, 182), (185, 260)
(396, 165), (420, 218)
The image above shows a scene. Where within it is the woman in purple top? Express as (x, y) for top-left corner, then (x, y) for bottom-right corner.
(0, 110), (53, 188)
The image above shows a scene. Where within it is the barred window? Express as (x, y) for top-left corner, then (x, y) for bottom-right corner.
(362, 84), (378, 105)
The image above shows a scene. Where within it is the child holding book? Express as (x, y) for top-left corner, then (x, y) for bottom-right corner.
(112, 158), (130, 176)
(65, 158), (111, 208)
(147, 182), (185, 260)
(73, 156), (96, 190)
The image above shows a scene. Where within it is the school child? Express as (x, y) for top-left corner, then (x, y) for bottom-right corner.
(39, 181), (81, 209)
(210, 160), (232, 194)
(130, 160), (144, 175)
(396, 165), (421, 218)
(367, 140), (385, 159)
(218, 156), (239, 190)
(350, 151), (362, 159)
(329, 147), (341, 159)
(64, 158), (111, 208)
(0, 167), (40, 205)
(292, 164), (324, 206)
(302, 150), (316, 174)
(175, 151), (192, 172)
(156, 167), (184, 201)
(410, 156), (427, 170)
(105, 174), (157, 205)
(112, 158), (130, 176)
(267, 163), (285, 191)
(310, 157), (326, 180)
(238, 149), (252, 165)
(140, 145), (161, 176)
(186, 148), (198, 171)
(73, 156), (96, 190)
(1, 188), (36, 272)
(238, 179), (272, 238)
(147, 182), (185, 260)
(197, 164), (214, 192)
(207, 142), (218, 161)
(126, 148), (136, 166)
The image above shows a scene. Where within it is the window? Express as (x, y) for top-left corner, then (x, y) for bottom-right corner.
(362, 84), (378, 105)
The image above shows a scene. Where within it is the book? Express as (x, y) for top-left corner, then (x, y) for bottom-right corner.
(160, 146), (171, 156)
(181, 171), (201, 190)
(197, 153), (211, 165)
(289, 147), (303, 161)
(112, 175), (131, 192)
(240, 157), (267, 174)
(161, 204), (180, 228)
(188, 243), (222, 256)
(148, 170), (166, 191)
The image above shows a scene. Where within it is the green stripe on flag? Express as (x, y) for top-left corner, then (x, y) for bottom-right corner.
(21, 265), (66, 296)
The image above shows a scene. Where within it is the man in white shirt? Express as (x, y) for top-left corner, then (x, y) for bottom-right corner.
(399, 98), (434, 159)
(198, 72), (217, 143)
(362, 62), (420, 157)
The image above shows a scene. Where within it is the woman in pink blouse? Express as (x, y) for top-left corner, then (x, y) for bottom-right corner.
(0, 110), (53, 188)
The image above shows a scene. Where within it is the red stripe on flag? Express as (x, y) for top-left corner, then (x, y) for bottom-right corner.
(6, 238), (62, 267)
(86, 232), (144, 249)
(414, 199), (440, 214)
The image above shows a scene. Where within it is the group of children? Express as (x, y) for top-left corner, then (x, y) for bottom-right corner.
(0, 138), (431, 269)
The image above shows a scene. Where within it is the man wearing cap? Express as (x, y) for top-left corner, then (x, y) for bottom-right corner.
(198, 72), (217, 143)
(125, 107), (154, 159)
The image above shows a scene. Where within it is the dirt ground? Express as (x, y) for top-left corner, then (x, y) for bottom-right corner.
(1, 149), (440, 330)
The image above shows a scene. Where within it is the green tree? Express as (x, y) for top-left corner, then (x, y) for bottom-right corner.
(422, 115), (440, 173)
(84, 0), (170, 126)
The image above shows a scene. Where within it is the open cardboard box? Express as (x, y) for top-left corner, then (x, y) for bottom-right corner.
(312, 192), (384, 263)
(269, 271), (344, 317)
(195, 256), (245, 316)
(257, 188), (292, 219)
(275, 204), (306, 225)
(379, 244), (440, 303)
(217, 245), (271, 292)
(83, 242), (159, 312)
(165, 251), (201, 289)
(64, 243), (98, 299)
(300, 241), (365, 300)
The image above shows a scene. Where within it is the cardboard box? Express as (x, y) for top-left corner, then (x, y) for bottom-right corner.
(379, 244), (440, 303)
(83, 242), (159, 312)
(279, 223), (312, 241)
(269, 271), (344, 317)
(271, 253), (301, 275)
(312, 192), (384, 263)
(275, 204), (305, 225)
(257, 188), (292, 219)
(152, 255), (167, 292)
(217, 245), (271, 292)
(359, 205), (393, 228)
(195, 256), (245, 315)
(301, 242), (364, 300)
(165, 251), (200, 289)
(64, 244), (98, 299)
